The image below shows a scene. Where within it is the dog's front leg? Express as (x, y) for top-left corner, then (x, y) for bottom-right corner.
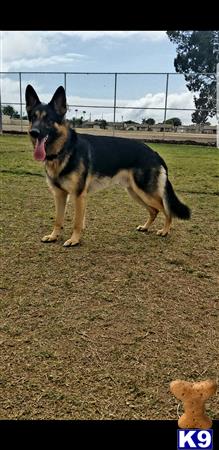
(63, 192), (87, 247)
(42, 189), (68, 242)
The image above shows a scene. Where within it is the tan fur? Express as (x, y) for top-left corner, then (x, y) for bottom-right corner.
(156, 215), (172, 236)
(127, 187), (158, 231)
(46, 155), (70, 180)
(57, 161), (86, 194)
(129, 172), (172, 236)
(157, 166), (167, 197)
(46, 123), (69, 156)
(63, 192), (87, 246)
(41, 188), (68, 242)
(129, 172), (163, 211)
(43, 161), (88, 243)
(87, 169), (131, 193)
(59, 171), (82, 194)
(40, 111), (47, 119)
(137, 208), (158, 232)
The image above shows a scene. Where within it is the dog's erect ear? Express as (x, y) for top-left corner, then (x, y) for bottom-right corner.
(25, 85), (41, 116)
(48, 86), (67, 116)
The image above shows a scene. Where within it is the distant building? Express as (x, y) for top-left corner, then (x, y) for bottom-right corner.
(201, 125), (216, 134)
(1, 115), (216, 136)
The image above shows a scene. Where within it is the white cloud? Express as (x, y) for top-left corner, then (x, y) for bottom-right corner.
(1, 31), (50, 71)
(52, 31), (167, 42)
(6, 53), (88, 71)
(1, 77), (20, 103)
(2, 32), (49, 61)
(63, 92), (196, 124)
(1, 30), (166, 70)
(1, 31), (87, 71)
(122, 92), (196, 123)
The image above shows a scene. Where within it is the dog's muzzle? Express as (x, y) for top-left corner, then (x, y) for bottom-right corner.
(29, 128), (40, 138)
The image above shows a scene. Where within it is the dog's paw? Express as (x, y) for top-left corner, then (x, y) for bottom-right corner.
(41, 234), (58, 243)
(156, 229), (169, 237)
(63, 238), (80, 247)
(137, 225), (148, 232)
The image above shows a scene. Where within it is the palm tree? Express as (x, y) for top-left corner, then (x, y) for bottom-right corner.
(83, 111), (86, 120)
(75, 109), (78, 119)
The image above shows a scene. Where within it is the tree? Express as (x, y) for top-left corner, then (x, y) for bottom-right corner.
(71, 117), (83, 127)
(3, 105), (20, 118)
(166, 31), (217, 124)
(93, 119), (108, 129)
(100, 119), (107, 129)
(142, 118), (155, 125)
(165, 117), (182, 126)
(13, 112), (20, 119)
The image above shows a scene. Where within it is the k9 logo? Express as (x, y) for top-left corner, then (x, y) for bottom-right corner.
(177, 430), (213, 449)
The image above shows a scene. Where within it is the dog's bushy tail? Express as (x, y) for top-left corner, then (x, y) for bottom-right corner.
(165, 178), (191, 220)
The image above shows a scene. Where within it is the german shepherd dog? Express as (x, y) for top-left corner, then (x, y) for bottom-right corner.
(25, 85), (191, 247)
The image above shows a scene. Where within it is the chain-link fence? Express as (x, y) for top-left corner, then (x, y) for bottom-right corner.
(0, 71), (217, 144)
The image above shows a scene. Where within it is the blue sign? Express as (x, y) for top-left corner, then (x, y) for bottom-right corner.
(177, 429), (213, 449)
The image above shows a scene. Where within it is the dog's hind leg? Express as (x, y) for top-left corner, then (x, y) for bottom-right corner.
(82, 211), (86, 230)
(156, 205), (172, 236)
(42, 188), (68, 242)
(137, 207), (158, 232)
(156, 215), (172, 236)
(127, 186), (159, 232)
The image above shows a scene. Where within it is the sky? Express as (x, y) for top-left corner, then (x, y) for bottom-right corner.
(0, 31), (216, 124)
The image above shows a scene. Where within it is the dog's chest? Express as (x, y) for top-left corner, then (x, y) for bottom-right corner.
(45, 158), (80, 194)
(46, 172), (82, 194)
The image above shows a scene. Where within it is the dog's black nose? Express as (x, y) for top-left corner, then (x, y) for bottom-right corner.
(29, 128), (40, 138)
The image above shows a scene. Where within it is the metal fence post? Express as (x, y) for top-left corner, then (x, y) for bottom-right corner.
(19, 72), (23, 132)
(113, 73), (117, 136)
(64, 72), (66, 91)
(163, 73), (169, 140)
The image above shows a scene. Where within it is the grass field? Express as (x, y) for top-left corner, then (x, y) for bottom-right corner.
(1, 134), (219, 420)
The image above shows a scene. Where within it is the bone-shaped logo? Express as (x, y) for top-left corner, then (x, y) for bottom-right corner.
(170, 379), (217, 429)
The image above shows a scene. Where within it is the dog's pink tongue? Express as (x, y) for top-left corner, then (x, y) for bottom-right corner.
(34, 138), (46, 161)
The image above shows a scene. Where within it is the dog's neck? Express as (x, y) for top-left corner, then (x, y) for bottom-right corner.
(45, 123), (77, 161)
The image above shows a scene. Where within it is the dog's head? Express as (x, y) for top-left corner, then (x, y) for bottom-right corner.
(25, 85), (67, 161)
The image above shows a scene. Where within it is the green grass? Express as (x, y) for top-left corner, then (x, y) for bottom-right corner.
(0, 134), (219, 420)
